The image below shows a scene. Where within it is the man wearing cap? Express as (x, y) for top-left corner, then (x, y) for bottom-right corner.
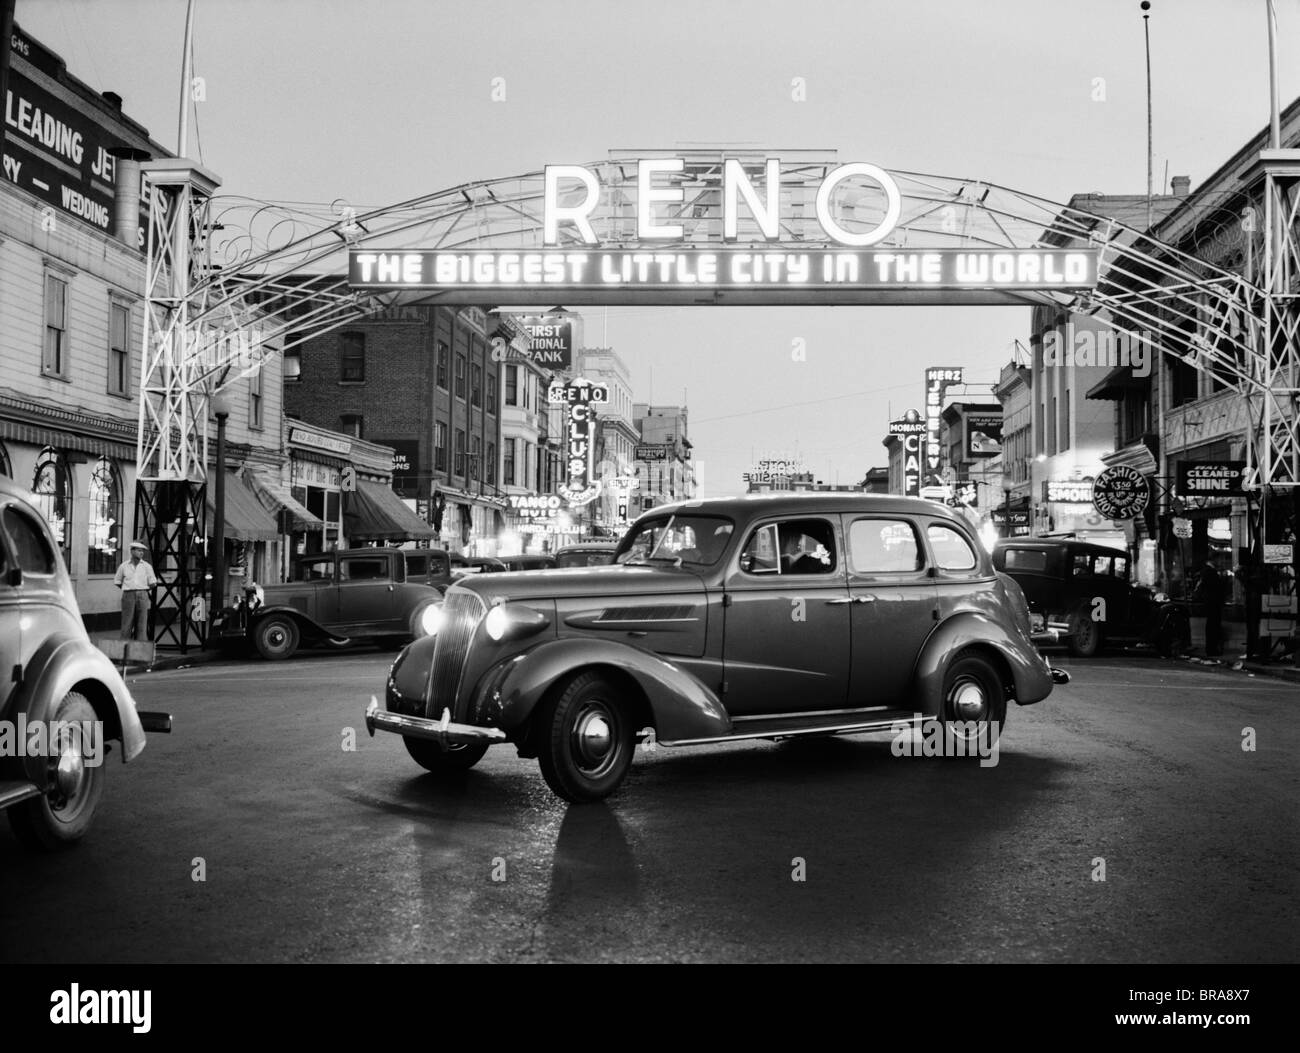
(114, 540), (158, 641)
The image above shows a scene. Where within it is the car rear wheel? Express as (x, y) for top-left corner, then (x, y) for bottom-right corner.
(8, 693), (105, 851)
(537, 672), (634, 802)
(1067, 609), (1103, 657)
(254, 615), (299, 660)
(402, 736), (489, 772)
(940, 654), (1007, 754)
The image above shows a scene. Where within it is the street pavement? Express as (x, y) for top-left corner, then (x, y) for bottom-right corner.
(1, 649), (1295, 963)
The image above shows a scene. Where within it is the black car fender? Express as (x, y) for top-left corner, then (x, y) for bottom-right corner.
(472, 637), (731, 743)
(249, 605), (349, 644)
(913, 610), (1055, 711)
(6, 631), (147, 780)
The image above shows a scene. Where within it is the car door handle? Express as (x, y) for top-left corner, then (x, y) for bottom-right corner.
(828, 595), (875, 605)
(854, 595), (876, 603)
(825, 597), (855, 605)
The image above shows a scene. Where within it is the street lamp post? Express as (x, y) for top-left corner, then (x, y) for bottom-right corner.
(210, 393), (230, 636)
(1002, 477), (1014, 538)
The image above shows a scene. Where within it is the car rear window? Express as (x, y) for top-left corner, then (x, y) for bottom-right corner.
(1003, 548), (1048, 573)
(405, 555), (428, 577)
(848, 519), (922, 573)
(927, 523), (978, 571)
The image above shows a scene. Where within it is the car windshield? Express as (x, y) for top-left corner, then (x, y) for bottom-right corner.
(615, 515), (733, 567)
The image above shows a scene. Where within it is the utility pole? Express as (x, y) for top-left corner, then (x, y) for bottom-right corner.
(1142, 1), (1154, 231)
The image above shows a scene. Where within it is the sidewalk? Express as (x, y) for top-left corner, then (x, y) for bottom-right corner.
(1172, 649), (1300, 684)
(91, 636), (235, 675)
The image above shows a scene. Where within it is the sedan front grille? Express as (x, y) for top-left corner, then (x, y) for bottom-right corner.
(426, 590), (486, 720)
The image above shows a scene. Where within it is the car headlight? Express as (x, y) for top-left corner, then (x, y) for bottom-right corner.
(419, 604), (443, 636)
(484, 602), (549, 642)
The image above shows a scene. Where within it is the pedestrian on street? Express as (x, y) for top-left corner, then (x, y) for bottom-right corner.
(1193, 560), (1225, 657)
(114, 540), (157, 641)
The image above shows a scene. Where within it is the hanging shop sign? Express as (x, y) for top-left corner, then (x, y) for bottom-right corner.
(1045, 479), (1094, 503)
(924, 368), (963, 487)
(635, 444), (672, 461)
(888, 411), (925, 498)
(1176, 461), (1247, 498)
(888, 409), (927, 435)
(519, 315), (573, 368)
(966, 414), (1003, 457)
(1092, 465), (1150, 520)
(550, 379), (608, 506)
(374, 438), (420, 497)
(289, 428), (352, 456)
(509, 493), (566, 522)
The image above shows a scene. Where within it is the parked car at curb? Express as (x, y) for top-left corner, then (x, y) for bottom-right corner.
(498, 553), (558, 572)
(365, 493), (1068, 803)
(214, 547), (443, 660)
(0, 476), (171, 850)
(553, 541), (619, 568)
(992, 537), (1189, 657)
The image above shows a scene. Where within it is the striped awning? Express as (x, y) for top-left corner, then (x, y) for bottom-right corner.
(247, 470), (324, 531)
(204, 471), (280, 542)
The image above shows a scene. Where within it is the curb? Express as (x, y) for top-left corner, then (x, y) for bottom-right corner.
(1175, 653), (1300, 684)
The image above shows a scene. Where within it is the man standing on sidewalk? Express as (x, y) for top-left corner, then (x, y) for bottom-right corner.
(115, 540), (157, 641)
(1194, 560), (1226, 658)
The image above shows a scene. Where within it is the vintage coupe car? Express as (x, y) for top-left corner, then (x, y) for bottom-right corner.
(992, 537), (1189, 657)
(215, 547), (443, 659)
(0, 476), (170, 849)
(365, 494), (1068, 802)
(553, 541), (619, 568)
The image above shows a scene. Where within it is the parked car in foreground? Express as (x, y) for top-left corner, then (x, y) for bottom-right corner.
(992, 537), (1189, 657)
(0, 476), (171, 849)
(498, 553), (557, 572)
(214, 547), (443, 659)
(553, 541), (619, 568)
(366, 494), (1067, 803)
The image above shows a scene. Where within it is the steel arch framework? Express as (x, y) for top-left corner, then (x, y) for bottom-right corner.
(138, 151), (1300, 644)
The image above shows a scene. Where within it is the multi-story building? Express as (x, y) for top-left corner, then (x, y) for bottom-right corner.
(0, 25), (286, 630)
(284, 303), (506, 554)
(632, 403), (694, 517)
(993, 358), (1033, 536)
(573, 348), (638, 530)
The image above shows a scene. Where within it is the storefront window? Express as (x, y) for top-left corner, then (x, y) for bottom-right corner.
(87, 457), (122, 575)
(0, 441), (10, 477)
(32, 447), (72, 567)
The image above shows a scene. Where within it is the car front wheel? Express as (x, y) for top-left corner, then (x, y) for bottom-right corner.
(8, 693), (105, 850)
(254, 615), (300, 660)
(537, 672), (635, 802)
(403, 736), (489, 772)
(940, 654), (1007, 754)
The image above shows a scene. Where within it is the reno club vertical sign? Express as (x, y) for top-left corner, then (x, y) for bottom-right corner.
(549, 378), (608, 507)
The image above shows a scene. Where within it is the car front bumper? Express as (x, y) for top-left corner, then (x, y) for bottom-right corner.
(365, 696), (508, 747)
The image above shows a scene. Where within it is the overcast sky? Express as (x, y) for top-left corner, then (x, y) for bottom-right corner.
(18, 0), (1299, 494)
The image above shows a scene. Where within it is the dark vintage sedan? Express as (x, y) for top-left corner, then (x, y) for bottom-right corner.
(553, 541), (619, 568)
(365, 494), (1067, 802)
(0, 477), (170, 849)
(992, 538), (1188, 657)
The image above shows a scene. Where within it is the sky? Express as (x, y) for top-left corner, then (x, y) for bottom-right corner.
(16, 0), (1300, 495)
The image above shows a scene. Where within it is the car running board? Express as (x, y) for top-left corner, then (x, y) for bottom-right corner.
(659, 709), (923, 748)
(0, 780), (42, 809)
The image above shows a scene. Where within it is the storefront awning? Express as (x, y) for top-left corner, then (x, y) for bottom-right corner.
(344, 480), (435, 542)
(205, 470), (280, 542)
(1086, 366), (1149, 401)
(247, 470), (324, 531)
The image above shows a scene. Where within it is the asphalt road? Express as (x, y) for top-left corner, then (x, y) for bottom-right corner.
(1, 650), (1296, 963)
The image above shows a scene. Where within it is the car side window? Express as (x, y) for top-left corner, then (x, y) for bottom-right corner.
(742, 518), (836, 576)
(1091, 555), (1113, 577)
(848, 519), (922, 574)
(406, 555), (428, 578)
(1004, 548), (1047, 573)
(296, 558), (335, 582)
(739, 524), (779, 574)
(340, 558), (387, 582)
(1071, 553), (1092, 578)
(1114, 556), (1129, 580)
(2, 506), (56, 574)
(926, 523), (977, 572)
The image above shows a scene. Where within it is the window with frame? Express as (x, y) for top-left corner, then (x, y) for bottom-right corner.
(108, 302), (130, 396)
(470, 435), (481, 480)
(1004, 548), (1048, 573)
(740, 518), (837, 576)
(503, 438), (515, 486)
(487, 441), (496, 484)
(4, 505), (57, 575)
(340, 331), (365, 382)
(505, 364), (518, 405)
(338, 557), (387, 581)
(43, 274), (68, 377)
(926, 523), (978, 571)
(847, 519), (922, 574)
(433, 421), (447, 472)
(454, 428), (465, 475)
(283, 336), (302, 381)
(339, 414), (363, 438)
(249, 368), (264, 429)
(0, 441), (11, 478)
(1091, 554), (1113, 576)
(487, 373), (497, 413)
(471, 363), (482, 407)
(87, 457), (122, 575)
(455, 354), (466, 399)
(436, 340), (449, 388)
(1061, 388), (1071, 452)
(1070, 553), (1092, 578)
(31, 447), (71, 567)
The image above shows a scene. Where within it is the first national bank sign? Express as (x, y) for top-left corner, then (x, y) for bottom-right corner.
(348, 158), (1098, 305)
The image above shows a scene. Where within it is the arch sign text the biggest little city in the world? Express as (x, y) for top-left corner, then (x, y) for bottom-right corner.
(348, 158), (1099, 305)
